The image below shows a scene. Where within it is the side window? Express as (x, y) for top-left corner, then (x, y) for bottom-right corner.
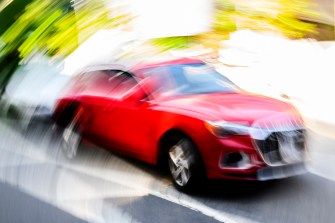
(139, 67), (175, 96)
(77, 69), (139, 99)
(80, 70), (123, 97)
(108, 72), (138, 99)
(82, 70), (113, 97)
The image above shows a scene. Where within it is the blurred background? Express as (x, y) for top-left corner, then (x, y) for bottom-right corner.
(0, 0), (334, 222)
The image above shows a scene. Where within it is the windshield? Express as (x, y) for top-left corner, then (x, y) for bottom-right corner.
(140, 63), (238, 96)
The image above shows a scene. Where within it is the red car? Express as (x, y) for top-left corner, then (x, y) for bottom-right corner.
(53, 58), (307, 189)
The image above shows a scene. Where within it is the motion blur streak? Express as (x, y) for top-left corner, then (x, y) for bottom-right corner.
(0, 119), (252, 223)
(1, 105), (335, 223)
(0, 120), (149, 222)
(1, 0), (335, 222)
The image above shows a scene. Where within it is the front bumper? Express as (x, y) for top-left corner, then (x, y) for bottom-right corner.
(198, 126), (307, 180)
(257, 162), (307, 181)
(203, 135), (307, 180)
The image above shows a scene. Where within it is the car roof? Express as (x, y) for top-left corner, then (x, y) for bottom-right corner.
(75, 57), (205, 76)
(131, 58), (204, 71)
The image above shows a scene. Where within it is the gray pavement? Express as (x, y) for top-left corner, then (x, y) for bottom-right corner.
(0, 181), (87, 223)
(1, 118), (335, 223)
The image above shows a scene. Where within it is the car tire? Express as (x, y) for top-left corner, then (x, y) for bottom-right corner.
(61, 117), (82, 159)
(168, 137), (205, 190)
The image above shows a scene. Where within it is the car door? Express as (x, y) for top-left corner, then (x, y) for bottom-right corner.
(98, 72), (157, 161)
(79, 70), (126, 139)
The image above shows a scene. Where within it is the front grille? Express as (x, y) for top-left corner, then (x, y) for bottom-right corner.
(254, 129), (305, 166)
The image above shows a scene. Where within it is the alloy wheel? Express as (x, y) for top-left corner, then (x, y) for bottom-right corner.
(168, 142), (191, 187)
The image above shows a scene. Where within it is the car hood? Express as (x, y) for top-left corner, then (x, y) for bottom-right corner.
(157, 92), (303, 128)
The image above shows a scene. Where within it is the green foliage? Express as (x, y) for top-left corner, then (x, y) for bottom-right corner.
(152, 36), (192, 51)
(1, 0), (71, 58)
(0, 0), (131, 59)
(0, 0), (31, 35)
(0, 0), (131, 89)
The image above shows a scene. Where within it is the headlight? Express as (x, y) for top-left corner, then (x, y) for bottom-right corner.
(205, 121), (250, 138)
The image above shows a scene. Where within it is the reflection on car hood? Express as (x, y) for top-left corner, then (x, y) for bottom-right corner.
(157, 92), (302, 126)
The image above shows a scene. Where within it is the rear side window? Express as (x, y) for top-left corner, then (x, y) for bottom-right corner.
(79, 70), (121, 97)
(107, 73), (138, 99)
(77, 70), (138, 99)
(75, 70), (131, 97)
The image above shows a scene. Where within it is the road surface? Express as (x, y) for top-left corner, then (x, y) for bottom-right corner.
(0, 118), (334, 223)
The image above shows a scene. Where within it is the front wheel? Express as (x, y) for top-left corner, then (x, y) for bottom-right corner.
(168, 138), (205, 189)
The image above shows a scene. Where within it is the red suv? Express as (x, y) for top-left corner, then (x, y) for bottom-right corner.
(53, 58), (307, 189)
